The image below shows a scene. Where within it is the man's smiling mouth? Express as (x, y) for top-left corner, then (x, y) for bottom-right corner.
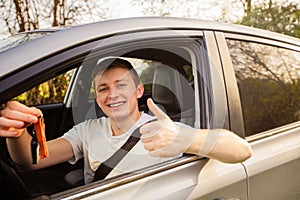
(108, 101), (126, 108)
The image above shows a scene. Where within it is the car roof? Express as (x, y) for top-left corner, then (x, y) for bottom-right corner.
(1, 16), (300, 79)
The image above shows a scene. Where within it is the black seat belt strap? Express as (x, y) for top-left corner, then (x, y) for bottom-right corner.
(92, 120), (153, 182)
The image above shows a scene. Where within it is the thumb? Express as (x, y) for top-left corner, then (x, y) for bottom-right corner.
(147, 98), (169, 120)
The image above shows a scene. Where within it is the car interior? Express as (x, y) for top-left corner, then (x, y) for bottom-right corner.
(0, 47), (197, 199)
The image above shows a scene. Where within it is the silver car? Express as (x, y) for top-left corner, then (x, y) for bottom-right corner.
(0, 17), (299, 200)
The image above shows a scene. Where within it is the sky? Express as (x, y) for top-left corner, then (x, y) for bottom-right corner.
(109, 0), (244, 21)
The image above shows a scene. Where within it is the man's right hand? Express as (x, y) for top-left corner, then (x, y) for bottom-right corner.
(0, 101), (41, 137)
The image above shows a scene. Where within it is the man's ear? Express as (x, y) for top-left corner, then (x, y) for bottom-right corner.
(136, 84), (144, 99)
(95, 95), (100, 105)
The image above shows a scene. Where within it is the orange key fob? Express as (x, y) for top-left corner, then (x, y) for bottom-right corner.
(33, 116), (49, 159)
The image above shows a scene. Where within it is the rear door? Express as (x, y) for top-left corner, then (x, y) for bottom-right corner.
(218, 31), (300, 199)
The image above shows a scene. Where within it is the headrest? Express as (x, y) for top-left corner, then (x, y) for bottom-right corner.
(152, 64), (194, 119)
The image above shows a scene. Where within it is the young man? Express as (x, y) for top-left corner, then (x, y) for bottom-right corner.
(0, 58), (252, 184)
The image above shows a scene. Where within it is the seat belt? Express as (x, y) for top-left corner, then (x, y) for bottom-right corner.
(93, 120), (153, 182)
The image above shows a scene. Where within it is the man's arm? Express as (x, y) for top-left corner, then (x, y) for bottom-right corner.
(185, 129), (252, 163)
(1, 101), (74, 170)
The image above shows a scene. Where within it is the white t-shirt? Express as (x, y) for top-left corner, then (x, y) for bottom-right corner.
(62, 112), (178, 184)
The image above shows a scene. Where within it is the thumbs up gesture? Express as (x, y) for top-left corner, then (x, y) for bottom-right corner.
(140, 98), (196, 157)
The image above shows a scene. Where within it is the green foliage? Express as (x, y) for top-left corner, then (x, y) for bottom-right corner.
(237, 2), (300, 38)
(239, 77), (300, 135)
(13, 72), (73, 106)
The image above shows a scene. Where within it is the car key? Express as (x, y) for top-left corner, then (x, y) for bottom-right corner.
(30, 129), (40, 164)
(27, 124), (39, 164)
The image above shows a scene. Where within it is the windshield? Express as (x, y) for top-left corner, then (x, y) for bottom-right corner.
(0, 32), (51, 53)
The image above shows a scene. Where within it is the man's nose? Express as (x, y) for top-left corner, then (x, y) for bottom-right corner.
(108, 86), (119, 98)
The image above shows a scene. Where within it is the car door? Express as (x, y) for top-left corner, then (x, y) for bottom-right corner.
(216, 30), (300, 200)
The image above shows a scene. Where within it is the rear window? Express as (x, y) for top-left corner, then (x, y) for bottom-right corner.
(227, 39), (300, 136)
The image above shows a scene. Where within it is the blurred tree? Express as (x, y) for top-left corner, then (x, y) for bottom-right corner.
(14, 71), (73, 106)
(237, 1), (300, 38)
(240, 0), (252, 16)
(0, 0), (106, 35)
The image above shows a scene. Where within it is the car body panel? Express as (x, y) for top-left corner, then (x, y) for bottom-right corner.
(203, 31), (230, 131)
(55, 157), (207, 200)
(188, 160), (248, 200)
(245, 125), (300, 199)
(51, 158), (247, 200)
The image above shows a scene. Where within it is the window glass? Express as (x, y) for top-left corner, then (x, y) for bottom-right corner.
(13, 69), (74, 106)
(227, 39), (300, 136)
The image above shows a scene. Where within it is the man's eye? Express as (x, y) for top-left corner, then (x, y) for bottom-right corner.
(117, 83), (127, 88)
(98, 88), (107, 93)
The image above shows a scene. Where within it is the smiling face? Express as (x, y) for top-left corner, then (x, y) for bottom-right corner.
(94, 67), (144, 122)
